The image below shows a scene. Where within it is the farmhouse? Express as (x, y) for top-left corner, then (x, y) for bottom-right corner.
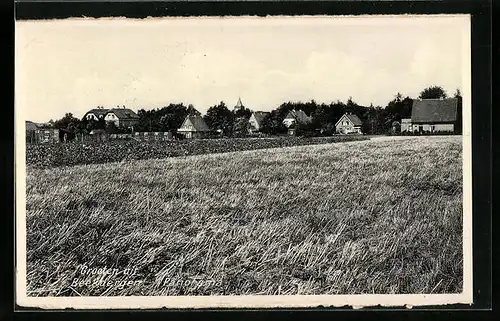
(104, 107), (140, 128)
(248, 111), (270, 133)
(177, 115), (210, 139)
(84, 107), (109, 121)
(335, 113), (363, 134)
(282, 109), (312, 128)
(410, 98), (459, 133)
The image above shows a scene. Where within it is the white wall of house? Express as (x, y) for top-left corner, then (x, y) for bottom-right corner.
(335, 116), (361, 134)
(86, 113), (99, 121)
(283, 118), (295, 128)
(413, 123), (454, 132)
(105, 113), (120, 126)
(178, 119), (195, 132)
(249, 114), (259, 131)
(336, 124), (361, 134)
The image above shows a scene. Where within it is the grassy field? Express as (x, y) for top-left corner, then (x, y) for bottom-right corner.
(25, 136), (463, 296)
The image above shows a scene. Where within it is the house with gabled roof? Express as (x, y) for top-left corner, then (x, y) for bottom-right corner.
(177, 115), (210, 139)
(104, 107), (140, 128)
(84, 107), (109, 121)
(248, 111), (270, 133)
(410, 98), (459, 133)
(282, 109), (312, 128)
(335, 113), (363, 134)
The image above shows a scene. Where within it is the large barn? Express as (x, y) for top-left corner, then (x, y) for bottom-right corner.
(410, 98), (459, 133)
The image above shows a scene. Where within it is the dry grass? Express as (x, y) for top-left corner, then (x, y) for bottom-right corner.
(25, 136), (463, 296)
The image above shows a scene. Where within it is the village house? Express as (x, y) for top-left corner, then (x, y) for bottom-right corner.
(335, 113), (363, 134)
(282, 109), (312, 128)
(410, 98), (459, 133)
(83, 107), (109, 121)
(282, 109), (312, 136)
(177, 115), (210, 139)
(248, 111), (270, 133)
(104, 107), (140, 128)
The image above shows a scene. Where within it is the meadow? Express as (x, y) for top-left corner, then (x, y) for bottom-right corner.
(25, 136), (463, 296)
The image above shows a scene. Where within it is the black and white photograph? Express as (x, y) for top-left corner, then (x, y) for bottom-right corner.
(15, 15), (472, 309)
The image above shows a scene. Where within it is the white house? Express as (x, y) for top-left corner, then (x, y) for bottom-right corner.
(177, 115), (210, 139)
(282, 109), (312, 128)
(248, 111), (270, 133)
(104, 108), (140, 128)
(335, 113), (363, 134)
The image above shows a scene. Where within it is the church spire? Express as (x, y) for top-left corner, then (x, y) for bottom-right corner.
(236, 97), (243, 108)
(234, 97), (244, 112)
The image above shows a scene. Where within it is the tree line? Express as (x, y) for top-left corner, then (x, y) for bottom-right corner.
(49, 85), (462, 136)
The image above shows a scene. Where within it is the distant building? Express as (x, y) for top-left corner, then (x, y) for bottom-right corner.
(104, 108), (140, 128)
(177, 115), (210, 139)
(410, 98), (459, 133)
(233, 97), (245, 113)
(282, 109), (312, 128)
(83, 107), (109, 121)
(34, 129), (59, 143)
(335, 113), (363, 134)
(248, 111), (270, 133)
(401, 118), (412, 132)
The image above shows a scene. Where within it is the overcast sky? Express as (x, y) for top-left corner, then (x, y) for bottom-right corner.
(16, 15), (470, 123)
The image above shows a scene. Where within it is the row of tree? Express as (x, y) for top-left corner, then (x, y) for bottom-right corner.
(49, 85), (461, 136)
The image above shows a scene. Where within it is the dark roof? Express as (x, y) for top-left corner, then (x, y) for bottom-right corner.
(107, 108), (139, 119)
(85, 108), (110, 117)
(411, 98), (458, 123)
(179, 115), (210, 132)
(345, 113), (363, 126)
(252, 111), (270, 125)
(336, 113), (362, 127)
(284, 109), (312, 124)
(26, 121), (38, 131)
